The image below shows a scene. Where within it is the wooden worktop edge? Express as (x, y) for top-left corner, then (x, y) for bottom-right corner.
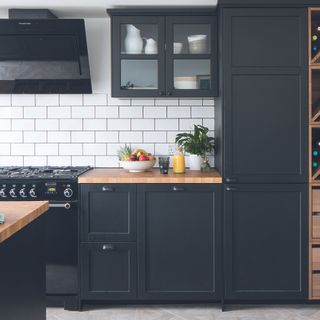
(0, 201), (49, 244)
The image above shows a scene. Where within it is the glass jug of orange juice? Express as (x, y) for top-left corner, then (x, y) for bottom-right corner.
(173, 147), (185, 174)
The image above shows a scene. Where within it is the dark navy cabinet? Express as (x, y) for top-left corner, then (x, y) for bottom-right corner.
(138, 184), (222, 301)
(220, 7), (308, 183)
(224, 184), (308, 300)
(108, 9), (218, 97)
(80, 184), (136, 242)
(80, 183), (222, 303)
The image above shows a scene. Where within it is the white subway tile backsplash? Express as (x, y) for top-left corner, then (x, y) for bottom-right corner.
(48, 131), (71, 143)
(60, 119), (82, 131)
(155, 144), (175, 156)
(119, 106), (142, 118)
(191, 106), (214, 118)
(84, 94), (107, 106)
(0, 95), (215, 167)
(95, 106), (118, 118)
(108, 119), (130, 131)
(59, 144), (82, 156)
(12, 94), (35, 106)
(107, 144), (124, 156)
(155, 119), (178, 131)
(11, 144), (34, 155)
(119, 131), (143, 143)
(0, 156), (23, 166)
(36, 119), (59, 131)
(24, 131), (46, 143)
(72, 106), (95, 118)
(84, 119), (107, 131)
(0, 132), (22, 143)
(83, 144), (106, 155)
(96, 132), (118, 143)
(0, 94), (11, 106)
(12, 119), (33, 131)
(155, 99), (179, 106)
(131, 119), (154, 131)
(167, 107), (190, 118)
(48, 107), (71, 119)
(60, 94), (83, 106)
(47, 156), (71, 166)
(144, 132), (166, 143)
(203, 118), (215, 131)
(203, 98), (215, 106)
(36, 144), (58, 155)
(72, 132), (95, 143)
(179, 118), (202, 131)
(132, 99), (154, 106)
(71, 156), (95, 166)
(24, 156), (47, 166)
(179, 99), (202, 106)
(95, 156), (119, 167)
(0, 144), (10, 155)
(0, 107), (23, 118)
(107, 97), (130, 106)
(24, 107), (47, 118)
(144, 106), (166, 118)
(36, 94), (59, 106)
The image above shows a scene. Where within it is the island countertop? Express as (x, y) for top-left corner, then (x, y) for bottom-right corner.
(0, 201), (49, 243)
(78, 168), (222, 184)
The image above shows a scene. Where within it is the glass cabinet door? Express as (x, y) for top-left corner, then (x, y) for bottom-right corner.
(165, 15), (218, 97)
(112, 16), (165, 97)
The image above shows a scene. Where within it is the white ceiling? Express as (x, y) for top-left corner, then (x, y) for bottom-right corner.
(0, 0), (217, 18)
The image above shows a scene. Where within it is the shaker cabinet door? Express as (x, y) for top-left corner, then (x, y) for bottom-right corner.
(138, 184), (222, 300)
(224, 184), (308, 300)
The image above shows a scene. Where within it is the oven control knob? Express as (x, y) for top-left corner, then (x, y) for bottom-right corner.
(0, 188), (6, 198)
(9, 188), (17, 198)
(29, 188), (37, 198)
(64, 188), (73, 198)
(19, 188), (27, 198)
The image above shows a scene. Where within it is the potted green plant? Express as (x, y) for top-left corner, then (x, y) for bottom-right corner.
(175, 125), (215, 171)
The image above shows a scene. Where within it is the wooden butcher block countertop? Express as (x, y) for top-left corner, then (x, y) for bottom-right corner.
(78, 168), (222, 184)
(0, 201), (49, 243)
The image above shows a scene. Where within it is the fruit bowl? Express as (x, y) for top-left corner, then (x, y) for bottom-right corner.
(120, 159), (156, 172)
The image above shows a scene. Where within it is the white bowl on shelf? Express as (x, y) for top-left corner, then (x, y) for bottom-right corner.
(174, 76), (198, 89)
(173, 42), (183, 54)
(120, 160), (156, 172)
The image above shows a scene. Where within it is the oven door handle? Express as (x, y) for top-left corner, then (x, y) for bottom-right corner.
(49, 203), (71, 210)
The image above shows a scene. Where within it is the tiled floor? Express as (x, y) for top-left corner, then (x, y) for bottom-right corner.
(47, 304), (320, 320)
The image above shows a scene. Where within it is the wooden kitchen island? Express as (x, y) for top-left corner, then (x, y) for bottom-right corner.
(0, 201), (49, 320)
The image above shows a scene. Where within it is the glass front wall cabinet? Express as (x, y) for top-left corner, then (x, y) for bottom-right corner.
(108, 9), (217, 97)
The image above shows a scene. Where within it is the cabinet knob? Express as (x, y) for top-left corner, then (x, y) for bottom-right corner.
(102, 244), (115, 251)
(173, 186), (185, 192)
(159, 91), (165, 96)
(226, 186), (237, 192)
(102, 186), (114, 192)
(166, 91), (172, 96)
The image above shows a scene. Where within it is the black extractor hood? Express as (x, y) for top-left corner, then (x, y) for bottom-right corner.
(0, 10), (92, 94)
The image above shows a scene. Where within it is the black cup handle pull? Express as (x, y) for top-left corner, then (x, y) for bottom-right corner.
(226, 178), (237, 183)
(173, 186), (185, 192)
(102, 244), (115, 251)
(102, 186), (115, 192)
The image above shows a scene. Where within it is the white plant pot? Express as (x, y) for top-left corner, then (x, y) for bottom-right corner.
(189, 154), (203, 171)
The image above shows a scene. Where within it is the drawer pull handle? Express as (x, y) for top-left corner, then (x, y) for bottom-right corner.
(226, 178), (237, 183)
(102, 244), (115, 251)
(102, 186), (114, 192)
(226, 187), (237, 191)
(173, 186), (185, 192)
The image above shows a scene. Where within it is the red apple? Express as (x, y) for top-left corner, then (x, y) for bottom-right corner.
(139, 155), (149, 161)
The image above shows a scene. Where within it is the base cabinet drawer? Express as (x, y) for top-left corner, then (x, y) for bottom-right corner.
(80, 243), (137, 300)
(313, 215), (320, 239)
(312, 247), (320, 270)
